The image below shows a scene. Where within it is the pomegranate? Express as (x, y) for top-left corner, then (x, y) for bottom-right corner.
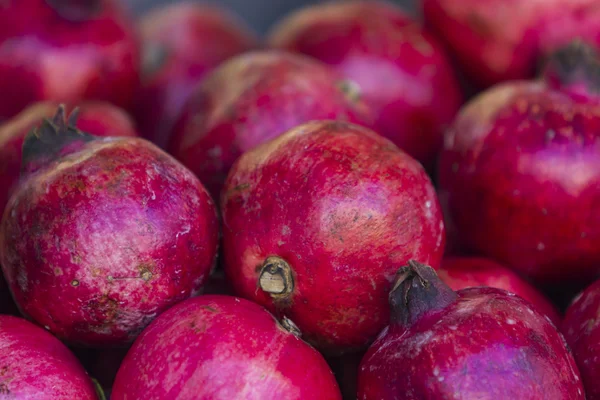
(112, 295), (342, 400)
(0, 106), (219, 347)
(168, 50), (373, 199)
(135, 2), (257, 148)
(0, 101), (138, 214)
(267, 0), (462, 170)
(422, 0), (600, 89)
(0, 315), (99, 399)
(563, 279), (600, 399)
(222, 120), (445, 354)
(358, 261), (584, 399)
(0, 0), (140, 119)
(438, 42), (600, 288)
(439, 257), (561, 325)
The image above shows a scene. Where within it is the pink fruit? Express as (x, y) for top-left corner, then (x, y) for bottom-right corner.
(168, 50), (374, 199)
(563, 279), (600, 399)
(438, 42), (600, 287)
(0, 0), (140, 119)
(268, 0), (462, 170)
(0, 106), (219, 347)
(135, 2), (257, 148)
(222, 120), (445, 354)
(439, 257), (561, 325)
(112, 295), (342, 400)
(0, 315), (99, 399)
(358, 261), (585, 399)
(422, 0), (600, 89)
(0, 101), (138, 214)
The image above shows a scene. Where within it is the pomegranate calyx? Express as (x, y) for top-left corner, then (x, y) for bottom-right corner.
(543, 40), (600, 98)
(279, 316), (302, 337)
(259, 256), (295, 299)
(45, 0), (103, 21)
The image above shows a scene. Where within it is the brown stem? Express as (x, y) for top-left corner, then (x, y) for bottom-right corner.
(259, 256), (294, 299)
(389, 260), (458, 329)
(279, 317), (302, 337)
(45, 0), (103, 21)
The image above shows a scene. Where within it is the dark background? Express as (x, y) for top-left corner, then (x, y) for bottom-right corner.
(126, 0), (416, 33)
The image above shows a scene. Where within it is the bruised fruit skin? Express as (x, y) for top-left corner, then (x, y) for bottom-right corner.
(358, 261), (585, 400)
(135, 2), (258, 149)
(222, 121), (445, 354)
(268, 0), (462, 170)
(112, 295), (342, 400)
(563, 280), (600, 400)
(0, 107), (219, 347)
(439, 257), (562, 326)
(438, 43), (600, 287)
(0, 315), (99, 399)
(422, 0), (600, 89)
(0, 101), (138, 214)
(169, 50), (374, 199)
(0, 0), (140, 119)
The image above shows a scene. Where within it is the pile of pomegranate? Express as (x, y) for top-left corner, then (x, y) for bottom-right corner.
(0, 0), (599, 399)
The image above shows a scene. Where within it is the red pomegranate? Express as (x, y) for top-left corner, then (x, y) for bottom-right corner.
(0, 101), (138, 214)
(358, 261), (585, 399)
(0, 0), (140, 119)
(222, 120), (445, 354)
(112, 295), (342, 400)
(438, 42), (600, 288)
(563, 279), (600, 399)
(439, 257), (561, 325)
(422, 0), (600, 89)
(0, 315), (99, 399)
(268, 0), (462, 170)
(135, 2), (257, 148)
(0, 106), (219, 347)
(168, 50), (373, 199)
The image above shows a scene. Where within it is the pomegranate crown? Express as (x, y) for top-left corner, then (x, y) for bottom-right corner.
(544, 40), (600, 97)
(45, 0), (103, 21)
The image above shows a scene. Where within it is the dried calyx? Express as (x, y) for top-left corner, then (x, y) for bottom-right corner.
(543, 40), (600, 97)
(259, 256), (295, 300)
(45, 0), (103, 21)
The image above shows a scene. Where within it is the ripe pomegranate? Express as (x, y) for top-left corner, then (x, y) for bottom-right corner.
(168, 50), (374, 199)
(358, 261), (585, 399)
(438, 42), (600, 288)
(0, 106), (219, 347)
(112, 295), (342, 400)
(0, 0), (140, 119)
(0, 315), (99, 399)
(422, 0), (600, 89)
(0, 101), (138, 214)
(222, 120), (445, 354)
(563, 279), (600, 399)
(135, 2), (257, 149)
(268, 0), (462, 170)
(439, 257), (561, 325)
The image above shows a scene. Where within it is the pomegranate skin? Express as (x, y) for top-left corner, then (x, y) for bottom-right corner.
(222, 120), (445, 354)
(135, 2), (257, 149)
(439, 257), (562, 326)
(0, 101), (138, 214)
(0, 0), (140, 119)
(0, 109), (219, 347)
(358, 262), (585, 400)
(168, 50), (374, 199)
(112, 295), (342, 400)
(268, 0), (462, 170)
(422, 0), (600, 89)
(0, 315), (98, 399)
(563, 280), (600, 399)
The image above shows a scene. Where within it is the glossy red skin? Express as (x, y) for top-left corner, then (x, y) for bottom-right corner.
(0, 315), (97, 398)
(0, 136), (219, 347)
(0, 101), (138, 214)
(112, 295), (342, 400)
(268, 0), (462, 170)
(563, 280), (600, 399)
(438, 81), (600, 287)
(359, 287), (584, 399)
(222, 121), (445, 354)
(439, 257), (562, 326)
(422, 0), (600, 89)
(135, 3), (257, 149)
(169, 50), (374, 199)
(0, 0), (140, 119)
